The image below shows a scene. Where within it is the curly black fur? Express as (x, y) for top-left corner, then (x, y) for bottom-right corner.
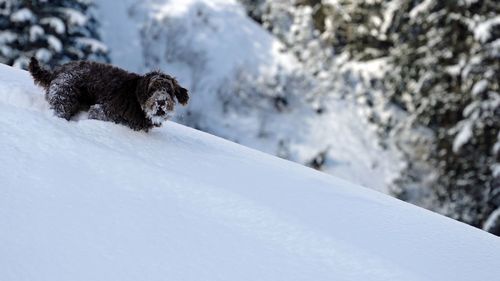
(28, 57), (189, 131)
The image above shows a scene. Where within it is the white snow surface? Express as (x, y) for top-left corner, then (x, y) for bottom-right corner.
(1, 64), (500, 281)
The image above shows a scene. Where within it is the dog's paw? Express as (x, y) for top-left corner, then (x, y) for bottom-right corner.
(88, 104), (108, 121)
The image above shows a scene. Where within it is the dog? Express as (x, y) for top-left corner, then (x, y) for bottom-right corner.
(28, 57), (189, 131)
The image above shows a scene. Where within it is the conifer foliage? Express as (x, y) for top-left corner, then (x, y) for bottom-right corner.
(0, 0), (109, 69)
(382, 0), (499, 230)
(240, 0), (500, 234)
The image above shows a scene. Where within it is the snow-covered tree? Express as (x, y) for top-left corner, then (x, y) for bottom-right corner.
(383, 0), (500, 227)
(0, 0), (109, 69)
(240, 0), (333, 73)
(484, 206), (500, 235)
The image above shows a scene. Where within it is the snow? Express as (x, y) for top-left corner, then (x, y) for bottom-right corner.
(62, 8), (88, 27)
(0, 31), (17, 44)
(10, 7), (34, 22)
(40, 17), (66, 34)
(453, 121), (473, 153)
(446, 63), (462, 76)
(75, 37), (109, 53)
(472, 79), (488, 96)
(409, 0), (433, 19)
(461, 0), (479, 5)
(381, 0), (400, 34)
(483, 208), (500, 232)
(474, 16), (500, 43)
(94, 0), (399, 192)
(35, 48), (53, 62)
(490, 38), (500, 56)
(29, 25), (44, 42)
(494, 139), (500, 158)
(1, 63), (500, 281)
(493, 164), (500, 178)
(12, 56), (29, 69)
(47, 35), (63, 53)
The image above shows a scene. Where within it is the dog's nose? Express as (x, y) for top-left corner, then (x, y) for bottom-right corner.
(157, 108), (166, 116)
(157, 100), (166, 106)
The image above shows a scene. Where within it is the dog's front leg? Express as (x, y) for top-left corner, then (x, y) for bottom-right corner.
(127, 119), (153, 132)
(88, 104), (109, 121)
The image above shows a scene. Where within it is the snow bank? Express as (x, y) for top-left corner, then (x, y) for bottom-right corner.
(0, 63), (499, 281)
(94, 0), (399, 192)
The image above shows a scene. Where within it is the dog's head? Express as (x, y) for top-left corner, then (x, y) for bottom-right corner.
(136, 71), (189, 124)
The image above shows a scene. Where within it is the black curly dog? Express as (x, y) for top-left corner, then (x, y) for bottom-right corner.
(28, 58), (189, 131)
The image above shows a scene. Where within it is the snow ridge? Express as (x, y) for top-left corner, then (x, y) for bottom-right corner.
(1, 63), (500, 281)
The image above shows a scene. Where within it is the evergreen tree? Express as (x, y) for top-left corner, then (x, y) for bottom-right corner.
(318, 0), (393, 59)
(383, 0), (500, 228)
(0, 0), (109, 69)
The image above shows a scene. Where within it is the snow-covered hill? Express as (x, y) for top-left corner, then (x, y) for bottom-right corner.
(1, 64), (499, 281)
(93, 0), (399, 192)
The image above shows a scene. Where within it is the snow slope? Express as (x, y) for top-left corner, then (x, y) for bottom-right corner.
(93, 0), (399, 192)
(1, 64), (500, 281)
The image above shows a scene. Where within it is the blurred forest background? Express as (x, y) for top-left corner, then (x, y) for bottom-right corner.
(1, 0), (499, 235)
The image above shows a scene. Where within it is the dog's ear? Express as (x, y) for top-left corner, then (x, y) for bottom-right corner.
(174, 86), (189, 106)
